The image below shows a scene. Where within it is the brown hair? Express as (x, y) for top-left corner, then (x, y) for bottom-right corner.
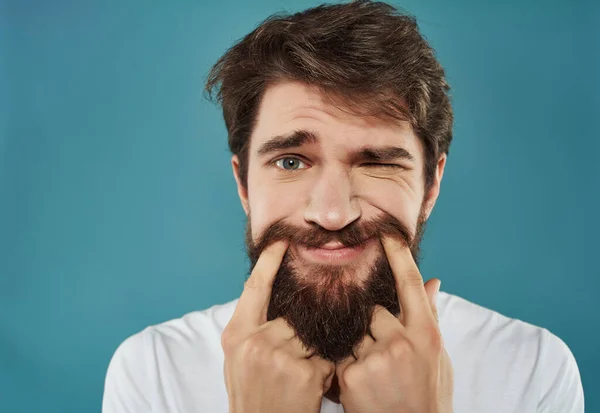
(205, 0), (453, 191)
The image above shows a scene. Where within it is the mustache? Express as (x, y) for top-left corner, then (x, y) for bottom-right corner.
(246, 212), (415, 264)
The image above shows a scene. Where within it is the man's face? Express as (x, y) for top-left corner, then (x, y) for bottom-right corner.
(233, 81), (445, 361)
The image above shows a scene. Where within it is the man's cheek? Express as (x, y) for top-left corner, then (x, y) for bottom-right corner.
(249, 205), (290, 241)
(360, 199), (418, 234)
(251, 190), (302, 226)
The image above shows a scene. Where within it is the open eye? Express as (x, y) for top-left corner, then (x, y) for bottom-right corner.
(274, 157), (308, 171)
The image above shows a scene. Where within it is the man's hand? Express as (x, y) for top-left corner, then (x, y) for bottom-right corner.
(222, 241), (336, 413)
(336, 237), (454, 413)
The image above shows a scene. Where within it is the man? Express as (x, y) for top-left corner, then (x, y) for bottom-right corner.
(102, 1), (584, 412)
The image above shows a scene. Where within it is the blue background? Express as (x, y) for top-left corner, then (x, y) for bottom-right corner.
(1, 0), (598, 412)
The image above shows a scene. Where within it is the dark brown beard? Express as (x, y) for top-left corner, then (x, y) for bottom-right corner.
(245, 211), (427, 362)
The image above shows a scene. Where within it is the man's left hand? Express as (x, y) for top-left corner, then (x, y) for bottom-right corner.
(336, 237), (454, 413)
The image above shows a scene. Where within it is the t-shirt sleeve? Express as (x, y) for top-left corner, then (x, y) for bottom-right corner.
(102, 330), (153, 413)
(537, 328), (584, 413)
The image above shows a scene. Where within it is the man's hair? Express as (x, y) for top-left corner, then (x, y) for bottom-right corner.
(205, 0), (453, 191)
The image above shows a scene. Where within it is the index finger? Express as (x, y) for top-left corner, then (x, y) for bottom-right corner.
(230, 240), (288, 328)
(382, 236), (431, 326)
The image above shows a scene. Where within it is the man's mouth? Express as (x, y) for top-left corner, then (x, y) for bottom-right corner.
(295, 238), (376, 265)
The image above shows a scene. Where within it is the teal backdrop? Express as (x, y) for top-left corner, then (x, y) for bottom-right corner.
(1, 0), (598, 412)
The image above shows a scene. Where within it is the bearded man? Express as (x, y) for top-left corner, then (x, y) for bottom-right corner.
(102, 1), (584, 412)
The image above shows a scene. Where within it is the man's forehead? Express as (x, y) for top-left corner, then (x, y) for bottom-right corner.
(258, 81), (333, 118)
(252, 81), (419, 151)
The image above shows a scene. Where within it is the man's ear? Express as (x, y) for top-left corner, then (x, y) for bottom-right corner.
(422, 154), (447, 220)
(232, 155), (250, 216)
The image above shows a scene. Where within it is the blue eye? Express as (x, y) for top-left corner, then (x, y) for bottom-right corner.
(275, 157), (307, 170)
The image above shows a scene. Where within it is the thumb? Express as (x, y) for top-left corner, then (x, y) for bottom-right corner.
(424, 278), (441, 322)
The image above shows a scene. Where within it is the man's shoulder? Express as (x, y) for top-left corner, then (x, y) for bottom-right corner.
(103, 300), (239, 412)
(108, 299), (239, 372)
(438, 291), (583, 411)
(438, 290), (575, 374)
(438, 290), (546, 345)
(134, 298), (239, 349)
(150, 298), (239, 341)
(104, 300), (238, 397)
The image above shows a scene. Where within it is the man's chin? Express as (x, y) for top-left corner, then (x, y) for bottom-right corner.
(268, 249), (400, 362)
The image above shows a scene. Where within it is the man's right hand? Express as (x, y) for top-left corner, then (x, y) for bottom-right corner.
(221, 241), (335, 413)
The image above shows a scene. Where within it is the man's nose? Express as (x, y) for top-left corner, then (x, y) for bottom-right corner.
(303, 167), (361, 231)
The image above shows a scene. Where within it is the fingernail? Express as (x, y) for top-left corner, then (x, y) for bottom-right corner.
(435, 280), (441, 301)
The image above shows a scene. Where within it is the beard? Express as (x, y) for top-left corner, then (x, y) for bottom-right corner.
(245, 210), (427, 363)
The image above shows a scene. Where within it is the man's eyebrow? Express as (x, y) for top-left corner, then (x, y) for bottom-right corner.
(256, 130), (319, 156)
(351, 146), (415, 163)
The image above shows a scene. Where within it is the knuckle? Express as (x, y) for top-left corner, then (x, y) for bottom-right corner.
(372, 305), (387, 319)
(341, 364), (363, 389)
(220, 326), (238, 354)
(425, 327), (443, 353)
(242, 333), (269, 361)
(364, 350), (388, 373)
(296, 363), (318, 384)
(325, 362), (336, 377)
(315, 359), (336, 381)
(373, 304), (387, 312)
(389, 336), (413, 359)
(270, 317), (294, 334)
(272, 347), (292, 371)
(431, 307), (440, 323)
(243, 275), (261, 290)
(398, 273), (424, 288)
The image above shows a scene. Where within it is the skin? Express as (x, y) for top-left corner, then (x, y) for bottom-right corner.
(223, 81), (453, 412)
(222, 241), (336, 413)
(335, 238), (454, 413)
(234, 82), (445, 280)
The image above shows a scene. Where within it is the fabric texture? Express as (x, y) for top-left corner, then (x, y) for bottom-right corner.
(102, 291), (584, 413)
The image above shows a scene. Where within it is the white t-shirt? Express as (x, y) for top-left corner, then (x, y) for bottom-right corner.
(102, 291), (584, 413)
